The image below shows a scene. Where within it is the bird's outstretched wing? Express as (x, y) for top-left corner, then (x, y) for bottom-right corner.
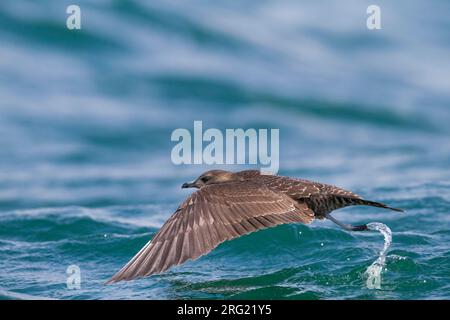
(107, 182), (314, 283)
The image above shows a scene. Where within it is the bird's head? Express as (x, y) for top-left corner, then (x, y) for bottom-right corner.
(182, 170), (242, 189)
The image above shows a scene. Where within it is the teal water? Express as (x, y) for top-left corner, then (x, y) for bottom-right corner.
(0, 0), (449, 299)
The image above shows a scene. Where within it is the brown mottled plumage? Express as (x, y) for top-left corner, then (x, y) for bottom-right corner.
(107, 170), (402, 283)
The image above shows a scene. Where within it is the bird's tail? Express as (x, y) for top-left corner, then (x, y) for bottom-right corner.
(354, 198), (404, 212)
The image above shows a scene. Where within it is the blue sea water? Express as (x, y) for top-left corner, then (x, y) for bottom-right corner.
(0, 0), (449, 299)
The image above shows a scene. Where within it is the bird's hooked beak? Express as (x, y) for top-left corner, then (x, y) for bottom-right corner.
(182, 181), (197, 189)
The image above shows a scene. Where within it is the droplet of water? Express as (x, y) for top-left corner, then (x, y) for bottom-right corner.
(365, 222), (392, 290)
(320, 242), (324, 247)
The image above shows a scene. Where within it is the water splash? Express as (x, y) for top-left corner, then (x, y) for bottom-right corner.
(365, 222), (392, 289)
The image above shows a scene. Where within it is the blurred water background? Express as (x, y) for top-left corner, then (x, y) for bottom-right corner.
(0, 0), (449, 299)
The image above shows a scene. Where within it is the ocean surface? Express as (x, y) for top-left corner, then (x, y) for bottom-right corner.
(0, 0), (449, 300)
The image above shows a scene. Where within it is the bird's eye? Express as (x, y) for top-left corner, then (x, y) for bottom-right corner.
(201, 176), (211, 183)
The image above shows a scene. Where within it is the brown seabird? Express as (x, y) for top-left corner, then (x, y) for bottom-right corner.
(107, 169), (402, 283)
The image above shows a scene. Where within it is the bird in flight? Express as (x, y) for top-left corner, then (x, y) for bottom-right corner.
(107, 169), (402, 283)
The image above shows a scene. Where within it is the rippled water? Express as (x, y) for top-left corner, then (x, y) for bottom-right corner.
(0, 0), (449, 299)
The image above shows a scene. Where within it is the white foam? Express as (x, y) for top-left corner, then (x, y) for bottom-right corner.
(365, 222), (392, 289)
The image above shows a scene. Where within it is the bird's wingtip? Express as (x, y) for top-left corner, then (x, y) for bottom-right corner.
(104, 276), (122, 285)
(104, 279), (115, 285)
(391, 207), (405, 212)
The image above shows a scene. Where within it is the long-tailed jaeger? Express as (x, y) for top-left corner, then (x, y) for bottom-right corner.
(107, 169), (403, 283)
